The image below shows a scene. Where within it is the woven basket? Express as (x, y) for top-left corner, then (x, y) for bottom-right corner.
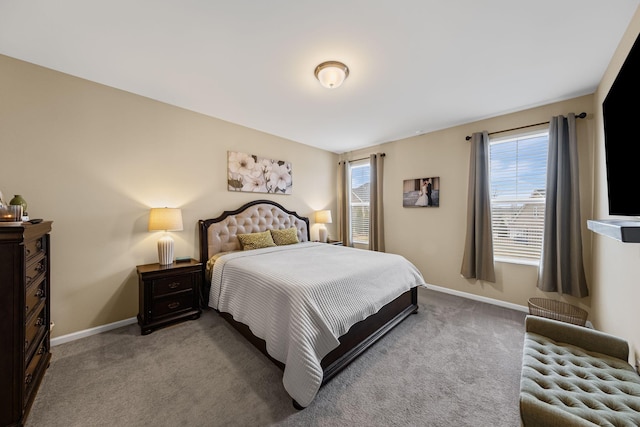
(527, 298), (588, 326)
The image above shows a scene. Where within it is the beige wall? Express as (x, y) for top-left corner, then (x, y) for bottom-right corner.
(343, 94), (595, 312)
(0, 55), (338, 338)
(591, 8), (640, 364)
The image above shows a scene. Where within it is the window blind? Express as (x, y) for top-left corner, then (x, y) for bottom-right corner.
(490, 132), (548, 262)
(350, 161), (370, 244)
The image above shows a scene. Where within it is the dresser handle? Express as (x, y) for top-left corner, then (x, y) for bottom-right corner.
(36, 240), (42, 250)
(168, 282), (180, 289)
(35, 317), (45, 327)
(35, 288), (45, 298)
(167, 302), (180, 309)
(26, 275), (33, 285)
(25, 305), (29, 313)
(35, 261), (46, 272)
(25, 339), (29, 350)
(37, 346), (45, 355)
(25, 374), (33, 385)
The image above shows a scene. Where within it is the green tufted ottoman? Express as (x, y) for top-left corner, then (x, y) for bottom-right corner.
(520, 315), (640, 426)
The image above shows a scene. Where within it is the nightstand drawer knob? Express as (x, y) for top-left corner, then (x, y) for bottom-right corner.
(167, 302), (180, 309)
(168, 282), (180, 289)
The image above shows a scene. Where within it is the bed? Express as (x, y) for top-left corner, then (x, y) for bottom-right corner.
(198, 199), (425, 408)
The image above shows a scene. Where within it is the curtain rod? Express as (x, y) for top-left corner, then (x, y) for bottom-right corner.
(464, 112), (587, 141)
(339, 153), (386, 163)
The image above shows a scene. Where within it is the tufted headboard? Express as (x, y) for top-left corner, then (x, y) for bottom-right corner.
(198, 199), (310, 263)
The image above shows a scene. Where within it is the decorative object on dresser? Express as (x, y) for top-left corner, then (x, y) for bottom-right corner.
(315, 210), (332, 243)
(0, 221), (52, 427)
(9, 194), (29, 220)
(148, 207), (183, 265)
(136, 259), (202, 335)
(0, 204), (23, 224)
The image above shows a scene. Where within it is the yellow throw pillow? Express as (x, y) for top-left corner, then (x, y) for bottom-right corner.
(270, 227), (300, 246)
(237, 230), (276, 251)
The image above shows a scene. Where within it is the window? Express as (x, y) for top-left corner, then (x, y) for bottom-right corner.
(489, 131), (548, 263)
(349, 160), (370, 244)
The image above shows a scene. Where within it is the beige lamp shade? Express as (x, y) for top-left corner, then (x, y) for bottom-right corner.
(148, 208), (183, 231)
(148, 208), (183, 265)
(315, 210), (332, 224)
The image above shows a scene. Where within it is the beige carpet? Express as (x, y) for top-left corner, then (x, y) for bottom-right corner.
(26, 287), (526, 426)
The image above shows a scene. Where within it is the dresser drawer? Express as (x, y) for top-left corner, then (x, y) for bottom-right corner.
(152, 274), (194, 297)
(24, 336), (48, 401)
(25, 306), (47, 357)
(25, 255), (47, 287)
(152, 292), (195, 318)
(25, 279), (47, 318)
(25, 235), (47, 263)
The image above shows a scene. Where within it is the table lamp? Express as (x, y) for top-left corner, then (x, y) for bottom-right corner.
(148, 207), (183, 265)
(315, 210), (332, 243)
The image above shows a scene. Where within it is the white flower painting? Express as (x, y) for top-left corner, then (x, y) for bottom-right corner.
(228, 151), (293, 194)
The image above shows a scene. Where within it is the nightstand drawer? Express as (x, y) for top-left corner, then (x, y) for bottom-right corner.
(152, 274), (194, 297)
(152, 292), (195, 318)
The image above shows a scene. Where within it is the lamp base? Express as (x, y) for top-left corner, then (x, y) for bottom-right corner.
(319, 227), (328, 243)
(157, 234), (175, 265)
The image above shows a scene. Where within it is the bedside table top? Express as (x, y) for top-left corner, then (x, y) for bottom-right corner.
(136, 258), (202, 274)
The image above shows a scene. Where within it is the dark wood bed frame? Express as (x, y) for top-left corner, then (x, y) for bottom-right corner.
(198, 199), (418, 408)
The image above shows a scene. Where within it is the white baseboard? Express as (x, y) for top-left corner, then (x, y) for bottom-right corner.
(50, 317), (137, 347)
(424, 283), (529, 313)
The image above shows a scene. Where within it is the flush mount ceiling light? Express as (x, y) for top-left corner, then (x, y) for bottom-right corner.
(314, 61), (349, 89)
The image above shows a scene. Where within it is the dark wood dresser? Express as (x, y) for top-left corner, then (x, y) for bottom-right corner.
(0, 221), (52, 427)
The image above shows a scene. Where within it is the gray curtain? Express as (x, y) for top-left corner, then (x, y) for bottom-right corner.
(538, 114), (589, 297)
(461, 131), (496, 282)
(369, 153), (385, 252)
(337, 161), (350, 246)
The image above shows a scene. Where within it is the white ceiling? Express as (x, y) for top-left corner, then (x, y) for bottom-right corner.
(1, 1), (638, 153)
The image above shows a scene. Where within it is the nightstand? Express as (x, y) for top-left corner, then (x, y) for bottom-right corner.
(327, 240), (343, 246)
(136, 259), (202, 335)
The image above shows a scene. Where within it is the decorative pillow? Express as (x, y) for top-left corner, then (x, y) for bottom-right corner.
(270, 227), (299, 246)
(237, 230), (276, 251)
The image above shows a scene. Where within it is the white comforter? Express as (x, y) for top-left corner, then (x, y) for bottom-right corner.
(209, 242), (426, 407)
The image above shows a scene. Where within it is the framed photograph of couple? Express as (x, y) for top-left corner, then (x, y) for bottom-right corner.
(402, 177), (440, 207)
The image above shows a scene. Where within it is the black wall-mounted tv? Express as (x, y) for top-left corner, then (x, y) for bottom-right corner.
(603, 31), (640, 216)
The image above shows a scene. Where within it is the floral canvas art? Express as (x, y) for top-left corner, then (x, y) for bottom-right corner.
(228, 151), (293, 194)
